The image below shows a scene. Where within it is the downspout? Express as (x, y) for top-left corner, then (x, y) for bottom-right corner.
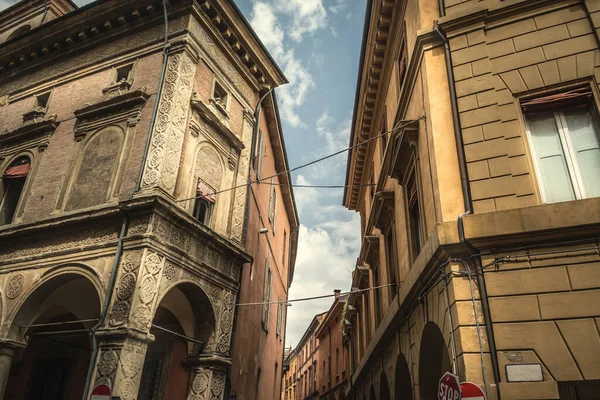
(83, 3), (170, 398)
(242, 88), (274, 246)
(82, 216), (129, 399)
(134, 0), (170, 193)
(40, 0), (49, 25)
(433, 20), (502, 399)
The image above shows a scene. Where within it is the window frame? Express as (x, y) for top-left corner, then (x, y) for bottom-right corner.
(211, 79), (230, 114)
(261, 259), (273, 331)
(0, 154), (33, 226)
(403, 159), (425, 263)
(524, 105), (600, 203)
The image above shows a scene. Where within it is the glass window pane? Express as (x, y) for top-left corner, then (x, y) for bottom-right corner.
(528, 112), (575, 203)
(563, 108), (600, 198)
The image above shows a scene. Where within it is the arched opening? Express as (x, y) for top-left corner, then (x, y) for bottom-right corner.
(370, 384), (376, 400)
(7, 25), (31, 41)
(418, 322), (452, 400)
(394, 353), (413, 400)
(0, 156), (31, 226)
(380, 372), (391, 400)
(139, 282), (216, 400)
(5, 273), (101, 399)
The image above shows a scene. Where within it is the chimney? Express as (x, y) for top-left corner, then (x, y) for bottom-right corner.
(333, 289), (341, 299)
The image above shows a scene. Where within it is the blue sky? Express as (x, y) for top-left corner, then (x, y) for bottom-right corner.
(0, 0), (365, 348)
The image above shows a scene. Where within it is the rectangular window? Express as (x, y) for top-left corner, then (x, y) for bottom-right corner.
(212, 80), (229, 109)
(397, 36), (407, 96)
(407, 174), (423, 260)
(276, 298), (283, 337)
(255, 130), (265, 180)
(194, 178), (216, 225)
(372, 266), (382, 328)
(36, 92), (51, 109)
(385, 225), (398, 301)
(283, 230), (287, 267)
(261, 260), (273, 331)
(525, 106), (600, 203)
(269, 177), (278, 233)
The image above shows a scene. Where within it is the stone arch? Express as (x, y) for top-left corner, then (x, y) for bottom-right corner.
(139, 281), (217, 398)
(6, 264), (103, 339)
(66, 125), (125, 211)
(380, 372), (391, 400)
(394, 353), (413, 400)
(4, 269), (102, 398)
(418, 322), (452, 400)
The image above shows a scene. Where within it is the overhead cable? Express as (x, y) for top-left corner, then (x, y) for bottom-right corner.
(176, 116), (425, 204)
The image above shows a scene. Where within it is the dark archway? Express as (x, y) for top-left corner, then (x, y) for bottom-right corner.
(395, 353), (413, 400)
(370, 384), (376, 400)
(140, 282), (216, 399)
(380, 372), (391, 400)
(5, 272), (101, 399)
(418, 322), (452, 400)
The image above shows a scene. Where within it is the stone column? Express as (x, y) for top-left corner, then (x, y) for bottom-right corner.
(0, 342), (20, 399)
(184, 355), (229, 400)
(92, 332), (153, 400)
(140, 43), (199, 196)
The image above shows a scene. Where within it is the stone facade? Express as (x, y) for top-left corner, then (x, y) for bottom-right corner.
(342, 1), (600, 400)
(0, 0), (296, 399)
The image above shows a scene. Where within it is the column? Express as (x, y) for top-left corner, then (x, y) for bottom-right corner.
(0, 342), (21, 399)
(184, 355), (229, 400)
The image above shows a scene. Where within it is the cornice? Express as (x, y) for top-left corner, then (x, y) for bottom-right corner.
(190, 99), (245, 152)
(0, 117), (58, 148)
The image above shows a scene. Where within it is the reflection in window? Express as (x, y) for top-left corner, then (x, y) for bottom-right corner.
(0, 156), (30, 226)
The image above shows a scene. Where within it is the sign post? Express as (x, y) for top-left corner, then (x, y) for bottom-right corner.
(438, 372), (461, 400)
(460, 382), (486, 400)
(91, 384), (111, 400)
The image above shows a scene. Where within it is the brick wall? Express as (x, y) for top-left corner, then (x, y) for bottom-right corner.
(448, 1), (600, 213)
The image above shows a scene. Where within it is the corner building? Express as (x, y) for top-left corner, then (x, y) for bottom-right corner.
(0, 0), (297, 399)
(343, 0), (600, 400)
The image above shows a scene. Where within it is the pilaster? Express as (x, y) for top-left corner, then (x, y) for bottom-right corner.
(184, 354), (231, 400)
(140, 42), (199, 196)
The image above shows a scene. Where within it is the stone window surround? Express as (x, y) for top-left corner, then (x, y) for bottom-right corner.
(514, 80), (600, 206)
(53, 89), (149, 214)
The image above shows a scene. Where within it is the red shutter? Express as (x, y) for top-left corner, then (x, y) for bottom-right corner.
(408, 179), (418, 208)
(3, 162), (30, 179)
(197, 179), (216, 202)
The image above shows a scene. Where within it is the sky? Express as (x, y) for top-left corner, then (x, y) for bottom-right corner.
(0, 0), (366, 349)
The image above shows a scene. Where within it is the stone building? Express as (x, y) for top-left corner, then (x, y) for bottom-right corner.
(0, 0), (297, 399)
(342, 0), (600, 400)
(315, 292), (350, 400)
(282, 312), (327, 400)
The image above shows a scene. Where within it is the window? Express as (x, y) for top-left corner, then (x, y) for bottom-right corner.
(524, 103), (600, 203)
(385, 225), (398, 300)
(0, 156), (30, 226)
(115, 64), (133, 83)
(36, 92), (51, 110)
(212, 80), (229, 110)
(283, 230), (287, 266)
(397, 36), (407, 96)
(372, 265), (382, 327)
(194, 178), (216, 225)
(276, 298), (283, 337)
(406, 173), (423, 260)
(255, 130), (265, 180)
(269, 177), (278, 232)
(336, 348), (339, 375)
(261, 260), (273, 330)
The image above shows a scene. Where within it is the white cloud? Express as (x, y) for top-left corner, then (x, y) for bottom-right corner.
(274, 0), (328, 42)
(329, 0), (348, 14)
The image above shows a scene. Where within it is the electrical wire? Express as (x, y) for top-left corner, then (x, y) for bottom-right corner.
(176, 117), (424, 204)
(236, 284), (395, 307)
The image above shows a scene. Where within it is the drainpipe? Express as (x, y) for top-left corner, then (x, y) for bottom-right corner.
(242, 88), (273, 246)
(134, 0), (170, 193)
(433, 20), (501, 399)
(82, 216), (129, 399)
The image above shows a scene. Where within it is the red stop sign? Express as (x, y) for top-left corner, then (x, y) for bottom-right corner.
(438, 372), (461, 400)
(460, 382), (485, 400)
(91, 384), (111, 400)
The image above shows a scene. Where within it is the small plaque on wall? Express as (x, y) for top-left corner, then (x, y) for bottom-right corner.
(506, 364), (543, 382)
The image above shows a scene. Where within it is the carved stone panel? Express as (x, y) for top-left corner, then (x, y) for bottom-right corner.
(229, 114), (253, 243)
(141, 50), (196, 194)
(186, 368), (227, 400)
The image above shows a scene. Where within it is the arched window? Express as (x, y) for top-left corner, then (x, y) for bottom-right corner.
(0, 156), (31, 226)
(7, 25), (31, 41)
(194, 146), (222, 226)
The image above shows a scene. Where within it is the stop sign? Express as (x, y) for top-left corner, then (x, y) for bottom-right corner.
(438, 372), (461, 400)
(460, 382), (486, 400)
(91, 384), (111, 400)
